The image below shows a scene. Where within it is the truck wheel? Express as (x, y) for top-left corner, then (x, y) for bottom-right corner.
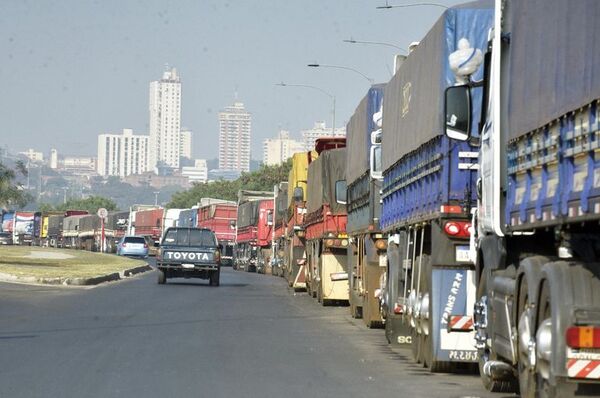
(477, 268), (518, 392)
(536, 283), (555, 398)
(518, 278), (536, 398)
(210, 271), (220, 287)
(157, 270), (166, 285)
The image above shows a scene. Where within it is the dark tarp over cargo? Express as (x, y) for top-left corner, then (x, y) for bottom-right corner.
(381, 0), (493, 171)
(346, 84), (385, 183)
(506, 0), (600, 140)
(307, 148), (347, 215)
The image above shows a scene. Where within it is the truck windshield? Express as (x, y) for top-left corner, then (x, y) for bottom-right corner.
(163, 229), (216, 246)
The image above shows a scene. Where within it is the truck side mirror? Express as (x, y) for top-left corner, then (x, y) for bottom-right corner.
(335, 180), (347, 205)
(369, 145), (383, 181)
(229, 220), (236, 229)
(293, 187), (304, 202)
(266, 211), (273, 226)
(444, 85), (471, 141)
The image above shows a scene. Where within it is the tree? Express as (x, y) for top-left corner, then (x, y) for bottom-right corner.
(167, 160), (292, 208)
(0, 161), (30, 209)
(41, 196), (118, 214)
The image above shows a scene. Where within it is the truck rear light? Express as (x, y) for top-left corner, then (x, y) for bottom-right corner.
(334, 239), (341, 246)
(325, 238), (334, 247)
(143, 243), (148, 248)
(394, 303), (403, 314)
(440, 205), (462, 214)
(214, 250), (221, 263)
(375, 239), (387, 250)
(443, 221), (471, 238)
(566, 326), (600, 348)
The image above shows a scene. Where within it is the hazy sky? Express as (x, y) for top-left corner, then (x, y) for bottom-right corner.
(1, 0), (462, 160)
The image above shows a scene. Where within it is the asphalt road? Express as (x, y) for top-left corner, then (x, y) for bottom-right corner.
(0, 261), (511, 398)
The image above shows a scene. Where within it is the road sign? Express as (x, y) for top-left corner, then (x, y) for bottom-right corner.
(97, 208), (108, 218)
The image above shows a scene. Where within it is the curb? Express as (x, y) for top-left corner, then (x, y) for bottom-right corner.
(0, 263), (153, 286)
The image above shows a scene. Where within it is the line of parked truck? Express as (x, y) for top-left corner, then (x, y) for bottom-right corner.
(1, 1), (598, 395)
(0, 199), (238, 264)
(230, 0), (600, 395)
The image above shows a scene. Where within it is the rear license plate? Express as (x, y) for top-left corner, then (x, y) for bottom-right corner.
(182, 263), (195, 269)
(455, 246), (470, 262)
(379, 253), (387, 267)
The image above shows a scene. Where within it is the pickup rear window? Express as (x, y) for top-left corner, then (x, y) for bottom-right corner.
(163, 229), (217, 247)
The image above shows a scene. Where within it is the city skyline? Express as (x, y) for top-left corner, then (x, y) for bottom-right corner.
(1, 1), (459, 161)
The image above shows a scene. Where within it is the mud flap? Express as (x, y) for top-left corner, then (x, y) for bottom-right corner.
(431, 268), (478, 363)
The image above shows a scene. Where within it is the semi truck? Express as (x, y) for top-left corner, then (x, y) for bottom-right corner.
(62, 214), (87, 248)
(304, 139), (349, 304)
(134, 208), (164, 244)
(346, 84), (387, 328)
(105, 211), (130, 252)
(198, 201), (238, 267)
(39, 211), (64, 246)
(378, 2), (492, 372)
(272, 182), (288, 277)
(444, 0), (600, 395)
(235, 190), (273, 273)
(283, 151), (318, 290)
(13, 211), (41, 245)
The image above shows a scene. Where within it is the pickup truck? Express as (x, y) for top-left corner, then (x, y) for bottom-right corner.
(157, 227), (221, 286)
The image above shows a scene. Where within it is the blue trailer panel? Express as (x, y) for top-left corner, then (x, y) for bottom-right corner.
(381, 136), (477, 230)
(380, 3), (492, 230)
(178, 209), (198, 228)
(346, 84), (385, 233)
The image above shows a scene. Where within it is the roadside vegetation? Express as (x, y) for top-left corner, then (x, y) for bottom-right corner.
(0, 160), (31, 208)
(168, 160), (292, 208)
(0, 246), (145, 279)
(38, 196), (118, 214)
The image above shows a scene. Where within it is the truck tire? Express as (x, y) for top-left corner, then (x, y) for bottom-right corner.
(157, 270), (166, 285)
(210, 271), (220, 287)
(477, 268), (518, 392)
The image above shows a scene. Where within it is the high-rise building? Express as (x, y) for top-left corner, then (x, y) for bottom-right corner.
(301, 121), (346, 151)
(180, 128), (192, 160)
(218, 101), (251, 172)
(49, 149), (59, 169)
(97, 129), (149, 177)
(181, 159), (208, 184)
(20, 149), (44, 163)
(148, 67), (182, 171)
(263, 130), (305, 166)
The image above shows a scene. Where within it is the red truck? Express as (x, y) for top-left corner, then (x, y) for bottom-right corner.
(235, 191), (274, 273)
(198, 202), (237, 266)
(303, 138), (349, 304)
(134, 208), (164, 243)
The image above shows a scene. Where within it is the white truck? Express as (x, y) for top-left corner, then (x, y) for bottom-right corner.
(444, 0), (600, 395)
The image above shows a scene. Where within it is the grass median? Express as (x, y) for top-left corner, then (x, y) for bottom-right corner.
(0, 246), (146, 280)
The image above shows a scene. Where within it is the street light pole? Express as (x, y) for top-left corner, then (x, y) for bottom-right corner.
(275, 82), (336, 133)
(154, 191), (160, 206)
(376, 1), (449, 9)
(307, 63), (374, 85)
(343, 38), (407, 53)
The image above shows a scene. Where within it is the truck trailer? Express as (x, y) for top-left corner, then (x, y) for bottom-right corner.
(283, 151), (318, 290)
(198, 201), (237, 267)
(272, 182), (288, 277)
(235, 190), (273, 273)
(379, 1), (492, 372)
(444, 0), (600, 395)
(304, 139), (349, 304)
(346, 84), (387, 328)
